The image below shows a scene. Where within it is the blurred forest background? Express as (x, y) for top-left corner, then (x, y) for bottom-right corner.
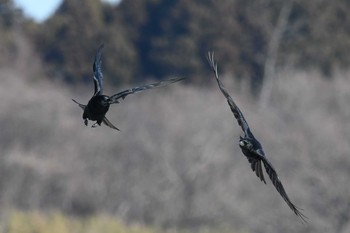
(0, 0), (350, 232)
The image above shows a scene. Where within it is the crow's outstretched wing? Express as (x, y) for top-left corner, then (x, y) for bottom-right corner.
(207, 52), (253, 138)
(260, 155), (307, 222)
(93, 43), (104, 96)
(107, 77), (185, 104)
(102, 117), (120, 131)
(72, 99), (86, 110)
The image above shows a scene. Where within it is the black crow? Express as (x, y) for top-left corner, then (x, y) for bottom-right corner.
(73, 44), (184, 130)
(207, 52), (307, 222)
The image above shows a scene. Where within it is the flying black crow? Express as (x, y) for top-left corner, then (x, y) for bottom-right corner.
(73, 44), (184, 130)
(207, 52), (307, 222)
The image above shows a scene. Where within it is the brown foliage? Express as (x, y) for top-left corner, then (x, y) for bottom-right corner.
(24, 0), (350, 89)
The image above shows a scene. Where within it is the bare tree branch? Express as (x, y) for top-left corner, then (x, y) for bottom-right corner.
(259, 1), (294, 108)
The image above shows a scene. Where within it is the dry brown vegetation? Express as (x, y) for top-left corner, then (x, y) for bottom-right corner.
(0, 66), (349, 233)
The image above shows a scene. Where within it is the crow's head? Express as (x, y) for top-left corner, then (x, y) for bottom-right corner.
(239, 136), (254, 151)
(99, 95), (110, 106)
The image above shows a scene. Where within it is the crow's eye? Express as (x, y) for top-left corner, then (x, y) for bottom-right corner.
(239, 139), (253, 150)
(239, 140), (246, 146)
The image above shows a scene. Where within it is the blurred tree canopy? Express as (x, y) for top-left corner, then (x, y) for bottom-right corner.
(0, 0), (23, 66)
(33, 0), (137, 85)
(3, 0), (350, 89)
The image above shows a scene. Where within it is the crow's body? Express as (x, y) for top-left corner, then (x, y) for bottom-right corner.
(207, 52), (306, 222)
(73, 44), (184, 130)
(83, 95), (110, 125)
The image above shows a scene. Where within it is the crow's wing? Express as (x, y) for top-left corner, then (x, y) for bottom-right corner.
(207, 52), (253, 138)
(247, 157), (266, 184)
(102, 117), (120, 131)
(93, 43), (104, 96)
(259, 154), (307, 222)
(107, 77), (185, 104)
(72, 99), (86, 110)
